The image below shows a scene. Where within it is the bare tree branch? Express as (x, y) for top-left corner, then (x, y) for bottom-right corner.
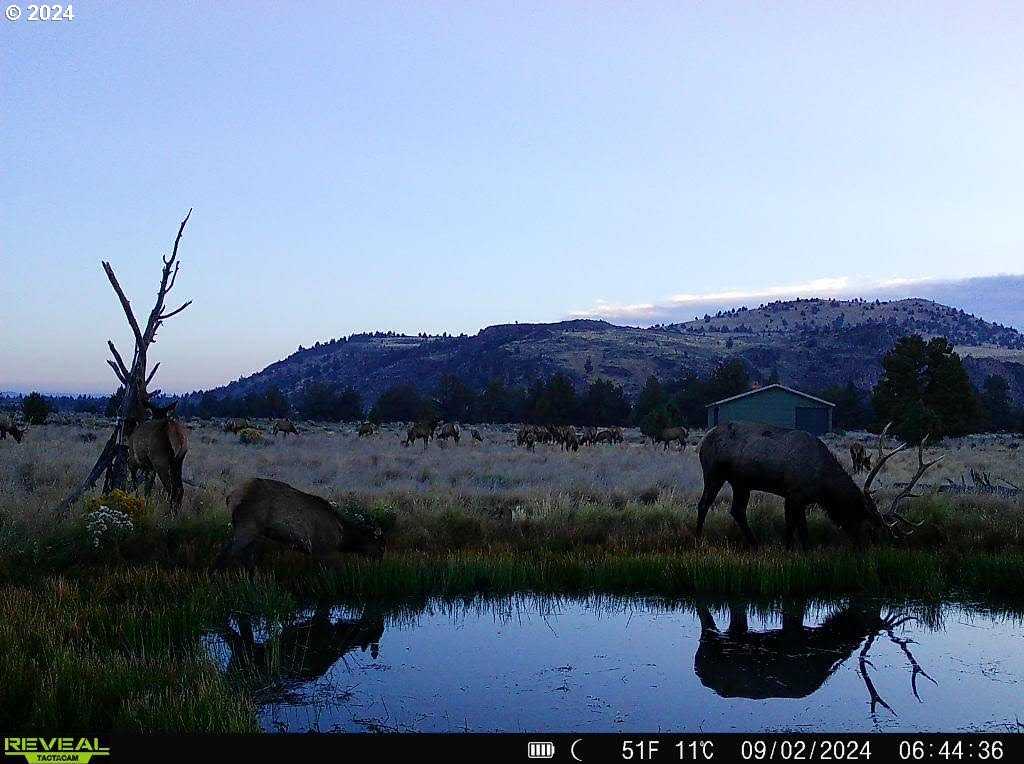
(107, 340), (130, 379)
(106, 360), (127, 384)
(146, 362), (161, 385)
(102, 262), (144, 344)
(158, 300), (192, 320)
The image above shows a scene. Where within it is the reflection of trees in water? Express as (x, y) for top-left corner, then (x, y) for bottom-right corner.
(693, 599), (936, 714)
(218, 604), (386, 700)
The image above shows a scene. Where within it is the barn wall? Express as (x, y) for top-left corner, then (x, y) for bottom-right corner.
(706, 387), (832, 434)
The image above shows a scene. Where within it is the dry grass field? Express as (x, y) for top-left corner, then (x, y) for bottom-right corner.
(2, 417), (1021, 557)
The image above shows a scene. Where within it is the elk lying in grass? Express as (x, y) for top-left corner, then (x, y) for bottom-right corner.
(127, 401), (189, 510)
(695, 422), (940, 549)
(850, 442), (872, 473)
(655, 426), (688, 450)
(357, 422), (377, 437)
(0, 414), (25, 443)
(436, 422), (460, 445)
(214, 478), (385, 567)
(272, 419), (298, 437)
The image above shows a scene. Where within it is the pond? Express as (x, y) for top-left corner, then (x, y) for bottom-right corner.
(205, 596), (1024, 733)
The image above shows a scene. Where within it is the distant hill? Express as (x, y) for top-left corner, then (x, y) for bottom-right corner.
(187, 297), (1024, 407)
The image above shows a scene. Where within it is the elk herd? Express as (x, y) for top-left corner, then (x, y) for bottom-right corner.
(3, 401), (945, 562)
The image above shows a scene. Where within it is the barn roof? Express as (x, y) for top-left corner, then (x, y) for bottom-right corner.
(705, 383), (835, 409)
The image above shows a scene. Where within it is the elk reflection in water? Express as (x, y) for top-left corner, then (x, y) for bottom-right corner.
(206, 595), (1021, 733)
(217, 605), (386, 697)
(694, 599), (936, 713)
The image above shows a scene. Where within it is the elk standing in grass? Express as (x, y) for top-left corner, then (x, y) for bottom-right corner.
(694, 422), (940, 549)
(850, 442), (872, 474)
(0, 414), (25, 443)
(127, 400), (189, 511)
(656, 426), (688, 450)
(403, 421), (436, 449)
(273, 419), (299, 437)
(436, 422), (461, 445)
(214, 478), (384, 567)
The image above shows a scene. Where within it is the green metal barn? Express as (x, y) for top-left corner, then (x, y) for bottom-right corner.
(705, 384), (835, 436)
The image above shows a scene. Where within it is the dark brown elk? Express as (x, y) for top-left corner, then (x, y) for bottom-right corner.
(694, 600), (934, 711)
(850, 442), (872, 473)
(357, 422), (376, 437)
(695, 421), (940, 549)
(516, 426), (537, 450)
(402, 421), (436, 449)
(127, 401), (189, 510)
(547, 424), (579, 452)
(594, 429), (616, 444)
(436, 422), (461, 445)
(272, 419), (299, 437)
(214, 478), (385, 567)
(655, 426), (688, 450)
(0, 414), (25, 443)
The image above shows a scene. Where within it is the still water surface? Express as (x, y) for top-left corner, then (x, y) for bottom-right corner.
(205, 596), (1024, 733)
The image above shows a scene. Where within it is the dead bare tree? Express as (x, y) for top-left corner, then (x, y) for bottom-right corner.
(56, 210), (193, 515)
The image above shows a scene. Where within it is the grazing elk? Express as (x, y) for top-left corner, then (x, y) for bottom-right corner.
(127, 401), (189, 510)
(272, 419), (299, 437)
(655, 426), (688, 450)
(850, 442), (872, 474)
(694, 422), (940, 549)
(357, 422), (376, 437)
(0, 414), (25, 443)
(471, 428), (483, 443)
(593, 429), (616, 444)
(214, 478), (385, 568)
(436, 422), (461, 445)
(402, 421), (436, 449)
(694, 599), (934, 711)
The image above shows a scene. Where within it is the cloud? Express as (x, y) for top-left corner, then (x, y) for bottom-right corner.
(570, 273), (1024, 329)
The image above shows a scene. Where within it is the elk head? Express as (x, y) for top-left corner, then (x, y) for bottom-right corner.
(146, 399), (178, 420)
(861, 423), (943, 536)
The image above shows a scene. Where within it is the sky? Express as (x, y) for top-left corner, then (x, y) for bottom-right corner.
(3, 1), (1023, 393)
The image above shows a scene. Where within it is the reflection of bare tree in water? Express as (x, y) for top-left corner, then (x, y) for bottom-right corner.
(694, 600), (936, 714)
(219, 604), (385, 699)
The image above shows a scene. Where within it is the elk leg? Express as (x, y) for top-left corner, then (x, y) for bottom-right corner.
(726, 603), (748, 635)
(729, 486), (757, 547)
(696, 604), (718, 632)
(695, 476), (725, 538)
(155, 464), (174, 502)
(213, 531), (258, 569)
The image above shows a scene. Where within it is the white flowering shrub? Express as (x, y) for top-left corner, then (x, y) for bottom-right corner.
(85, 505), (134, 549)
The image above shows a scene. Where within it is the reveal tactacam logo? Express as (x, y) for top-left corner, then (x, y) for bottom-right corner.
(4, 739), (110, 764)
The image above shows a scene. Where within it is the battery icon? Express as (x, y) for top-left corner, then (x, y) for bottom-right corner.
(528, 741), (556, 759)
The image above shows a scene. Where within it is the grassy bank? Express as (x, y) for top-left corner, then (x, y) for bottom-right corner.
(3, 548), (1024, 731)
(2, 483), (1024, 731)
